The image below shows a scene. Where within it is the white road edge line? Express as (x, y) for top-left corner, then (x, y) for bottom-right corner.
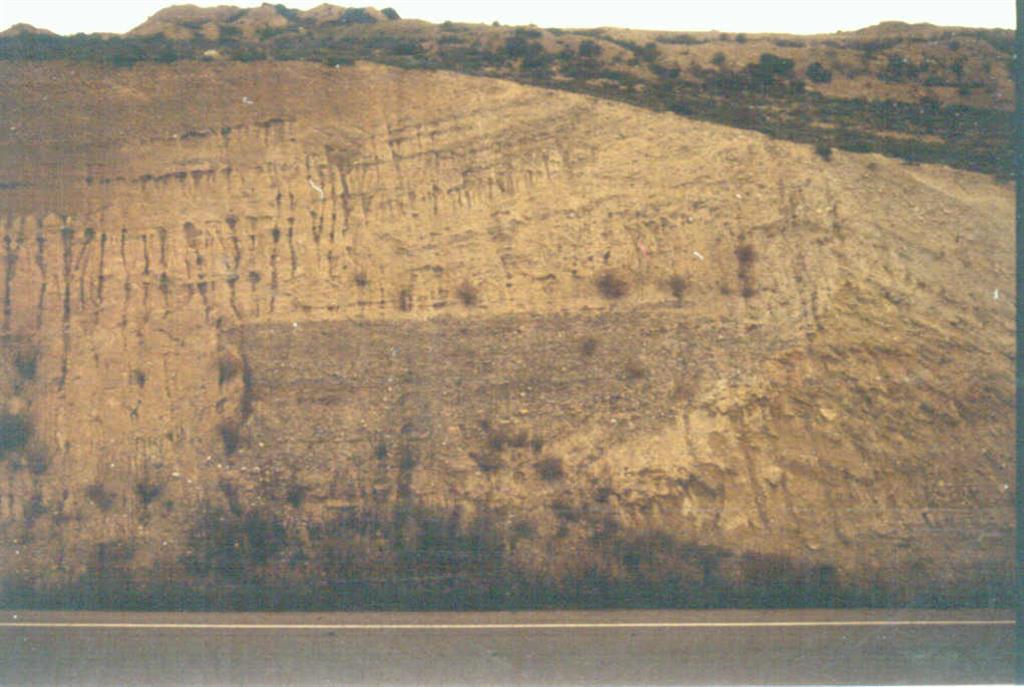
(0, 620), (1013, 630)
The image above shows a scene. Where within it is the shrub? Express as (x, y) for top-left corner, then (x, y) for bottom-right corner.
(353, 271), (368, 287)
(135, 479), (163, 507)
(218, 477), (242, 516)
(398, 288), (413, 312)
(86, 483), (116, 512)
(24, 447), (49, 475)
(131, 369), (147, 387)
(286, 484), (307, 508)
(735, 244), (756, 265)
(24, 492), (46, 526)
(643, 42), (660, 61)
(806, 61), (832, 83)
(815, 142), (833, 161)
(580, 336), (598, 357)
(534, 456), (565, 481)
(486, 425), (529, 451)
(668, 274), (686, 299)
(217, 352), (242, 385)
(578, 40), (602, 59)
(13, 347), (38, 380)
(596, 271), (629, 299)
(747, 53), (795, 84)
(456, 281), (479, 306)
(711, 51), (726, 67)
(624, 359), (647, 380)
(470, 451), (504, 473)
(0, 413), (31, 453)
(550, 497), (579, 521)
(218, 421), (241, 456)
(511, 519), (536, 539)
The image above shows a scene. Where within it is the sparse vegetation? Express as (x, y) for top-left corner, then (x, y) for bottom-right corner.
(580, 336), (599, 357)
(184, 506), (287, 579)
(0, 16), (1011, 176)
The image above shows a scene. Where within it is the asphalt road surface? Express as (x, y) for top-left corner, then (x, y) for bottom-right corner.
(0, 609), (1013, 685)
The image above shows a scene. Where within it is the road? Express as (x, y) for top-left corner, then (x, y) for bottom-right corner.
(0, 609), (1013, 685)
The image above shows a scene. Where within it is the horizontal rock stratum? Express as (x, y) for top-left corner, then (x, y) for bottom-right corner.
(0, 60), (1014, 609)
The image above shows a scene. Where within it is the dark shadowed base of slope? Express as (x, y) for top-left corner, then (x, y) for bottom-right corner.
(1, 502), (1013, 611)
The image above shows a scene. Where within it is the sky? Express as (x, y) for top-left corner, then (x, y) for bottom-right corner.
(0, 0), (1015, 36)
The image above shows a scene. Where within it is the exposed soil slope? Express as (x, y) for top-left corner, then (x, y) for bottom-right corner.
(0, 60), (1014, 609)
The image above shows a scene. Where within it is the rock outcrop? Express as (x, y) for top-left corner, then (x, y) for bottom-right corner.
(0, 24), (56, 38)
(129, 3), (397, 41)
(0, 60), (1013, 608)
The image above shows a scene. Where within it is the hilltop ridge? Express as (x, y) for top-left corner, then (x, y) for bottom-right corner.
(0, 3), (1014, 176)
(129, 3), (400, 40)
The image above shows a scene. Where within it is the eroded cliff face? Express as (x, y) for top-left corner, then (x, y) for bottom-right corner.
(0, 61), (1014, 607)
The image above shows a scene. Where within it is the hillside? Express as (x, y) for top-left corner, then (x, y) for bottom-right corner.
(0, 4), (1015, 176)
(0, 39), (1015, 607)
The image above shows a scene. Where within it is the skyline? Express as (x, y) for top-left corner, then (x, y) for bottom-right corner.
(1, 1), (1015, 36)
